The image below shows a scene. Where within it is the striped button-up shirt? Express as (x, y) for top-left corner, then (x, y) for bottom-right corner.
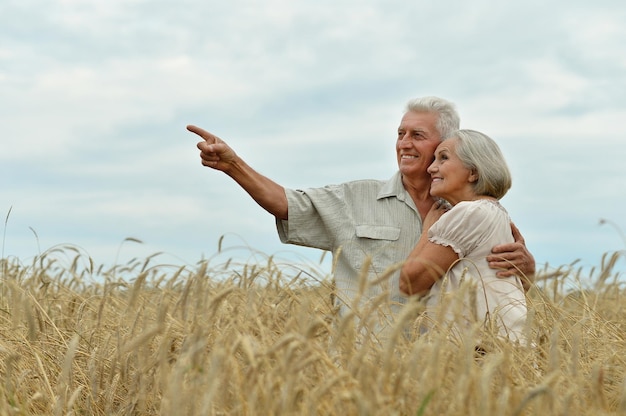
(276, 172), (424, 328)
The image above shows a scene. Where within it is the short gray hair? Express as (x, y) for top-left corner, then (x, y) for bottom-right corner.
(405, 96), (460, 140)
(452, 129), (512, 199)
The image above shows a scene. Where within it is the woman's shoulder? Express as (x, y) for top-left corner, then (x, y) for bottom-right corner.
(445, 199), (509, 224)
(454, 199), (507, 214)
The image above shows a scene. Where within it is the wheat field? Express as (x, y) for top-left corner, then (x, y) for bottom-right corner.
(0, 244), (625, 416)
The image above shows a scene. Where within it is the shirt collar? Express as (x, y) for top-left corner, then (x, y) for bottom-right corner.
(378, 171), (419, 213)
(378, 171), (407, 200)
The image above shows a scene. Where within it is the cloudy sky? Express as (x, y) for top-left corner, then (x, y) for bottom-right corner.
(2, 0), (625, 280)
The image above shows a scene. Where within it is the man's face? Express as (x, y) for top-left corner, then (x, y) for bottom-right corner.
(396, 111), (441, 180)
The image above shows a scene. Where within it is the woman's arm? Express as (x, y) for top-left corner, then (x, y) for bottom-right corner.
(400, 202), (459, 296)
(400, 237), (458, 296)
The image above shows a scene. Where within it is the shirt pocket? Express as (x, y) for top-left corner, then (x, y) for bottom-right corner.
(355, 225), (401, 241)
(350, 225), (402, 277)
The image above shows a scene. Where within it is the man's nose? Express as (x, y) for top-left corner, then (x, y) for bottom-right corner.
(398, 134), (411, 147)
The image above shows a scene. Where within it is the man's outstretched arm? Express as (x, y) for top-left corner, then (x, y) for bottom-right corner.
(187, 125), (289, 220)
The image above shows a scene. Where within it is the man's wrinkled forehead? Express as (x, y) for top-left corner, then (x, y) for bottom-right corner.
(399, 111), (441, 137)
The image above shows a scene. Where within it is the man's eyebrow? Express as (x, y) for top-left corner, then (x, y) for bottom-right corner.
(398, 128), (431, 136)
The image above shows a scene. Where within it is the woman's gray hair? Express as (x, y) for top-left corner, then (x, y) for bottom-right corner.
(451, 129), (512, 200)
(406, 96), (460, 140)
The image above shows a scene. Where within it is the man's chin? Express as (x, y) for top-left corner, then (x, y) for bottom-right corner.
(399, 165), (426, 179)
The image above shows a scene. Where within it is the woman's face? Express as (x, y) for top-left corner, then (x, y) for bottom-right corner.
(427, 138), (477, 205)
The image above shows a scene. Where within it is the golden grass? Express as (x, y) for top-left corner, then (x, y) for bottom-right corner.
(0, 246), (625, 415)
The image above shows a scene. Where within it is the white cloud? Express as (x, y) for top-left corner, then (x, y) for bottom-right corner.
(2, 0), (626, 271)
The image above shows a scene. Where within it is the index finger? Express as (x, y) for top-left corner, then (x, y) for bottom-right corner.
(186, 124), (216, 142)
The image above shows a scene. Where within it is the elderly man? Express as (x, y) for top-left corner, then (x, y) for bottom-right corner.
(187, 96), (534, 334)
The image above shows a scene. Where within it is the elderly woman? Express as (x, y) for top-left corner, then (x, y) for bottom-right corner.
(399, 129), (527, 343)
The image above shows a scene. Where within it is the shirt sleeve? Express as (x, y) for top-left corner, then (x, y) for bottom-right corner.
(276, 187), (342, 251)
(427, 201), (496, 257)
